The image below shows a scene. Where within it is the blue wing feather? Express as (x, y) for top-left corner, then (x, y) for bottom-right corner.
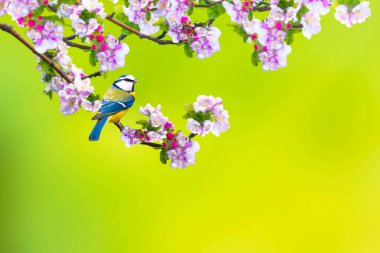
(93, 96), (135, 120)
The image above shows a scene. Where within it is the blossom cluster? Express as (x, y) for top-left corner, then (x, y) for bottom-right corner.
(334, 1), (371, 28)
(0, 0), (372, 119)
(120, 96), (229, 168)
(185, 95), (230, 137)
(223, 0), (371, 70)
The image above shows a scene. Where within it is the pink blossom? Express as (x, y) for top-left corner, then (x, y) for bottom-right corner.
(7, 0), (39, 21)
(301, 11), (321, 39)
(27, 21), (64, 53)
(334, 2), (371, 28)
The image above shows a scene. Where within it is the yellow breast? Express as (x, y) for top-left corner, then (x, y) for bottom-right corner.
(108, 109), (129, 123)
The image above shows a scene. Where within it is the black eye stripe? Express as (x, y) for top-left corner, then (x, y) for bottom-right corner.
(124, 78), (134, 82)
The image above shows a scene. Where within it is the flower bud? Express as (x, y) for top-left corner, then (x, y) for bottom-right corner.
(17, 17), (25, 25)
(164, 122), (173, 130)
(166, 132), (174, 140)
(27, 20), (35, 28)
(276, 22), (282, 30)
(180, 16), (189, 24)
(96, 35), (104, 42)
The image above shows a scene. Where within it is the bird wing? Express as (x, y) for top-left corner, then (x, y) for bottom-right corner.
(92, 96), (135, 120)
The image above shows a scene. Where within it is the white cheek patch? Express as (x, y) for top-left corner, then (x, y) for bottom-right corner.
(117, 80), (133, 92)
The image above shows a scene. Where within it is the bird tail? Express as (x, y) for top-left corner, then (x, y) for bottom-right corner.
(89, 117), (109, 141)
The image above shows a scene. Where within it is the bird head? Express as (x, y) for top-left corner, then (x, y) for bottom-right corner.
(112, 74), (138, 93)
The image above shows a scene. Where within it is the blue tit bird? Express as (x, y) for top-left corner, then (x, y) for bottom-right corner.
(89, 74), (138, 141)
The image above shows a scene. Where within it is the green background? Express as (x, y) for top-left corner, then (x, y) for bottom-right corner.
(1, 2), (380, 252)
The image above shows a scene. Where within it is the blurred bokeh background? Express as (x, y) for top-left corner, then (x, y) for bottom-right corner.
(1, 2), (380, 252)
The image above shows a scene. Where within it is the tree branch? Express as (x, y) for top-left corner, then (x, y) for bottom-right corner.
(106, 14), (179, 45)
(64, 35), (77, 41)
(81, 71), (102, 80)
(291, 24), (303, 29)
(155, 31), (167, 40)
(118, 34), (127, 41)
(0, 23), (73, 84)
(141, 142), (163, 148)
(63, 38), (92, 50)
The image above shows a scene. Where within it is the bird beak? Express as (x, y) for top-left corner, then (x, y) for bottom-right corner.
(134, 79), (138, 84)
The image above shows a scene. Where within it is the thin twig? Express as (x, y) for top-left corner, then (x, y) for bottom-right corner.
(207, 19), (215, 27)
(291, 24), (303, 29)
(106, 14), (178, 45)
(0, 23), (73, 84)
(65, 35), (77, 40)
(81, 71), (102, 80)
(141, 142), (162, 148)
(114, 122), (124, 131)
(63, 38), (92, 50)
(118, 34), (127, 41)
(155, 31), (167, 40)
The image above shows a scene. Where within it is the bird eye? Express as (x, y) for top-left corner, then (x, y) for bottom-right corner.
(124, 78), (134, 82)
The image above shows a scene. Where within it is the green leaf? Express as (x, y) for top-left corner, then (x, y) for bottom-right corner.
(136, 120), (149, 128)
(61, 0), (77, 4)
(32, 6), (45, 18)
(251, 51), (259, 67)
(160, 149), (167, 164)
(45, 90), (53, 100)
(39, 61), (56, 76)
(115, 13), (128, 22)
(204, 111), (212, 121)
(183, 111), (197, 120)
(286, 29), (294, 45)
(43, 15), (60, 22)
(248, 11), (254, 21)
(338, 0), (360, 6)
(44, 49), (57, 59)
(43, 74), (53, 83)
(230, 24), (248, 41)
(207, 3), (226, 19)
(79, 9), (96, 23)
(184, 43), (193, 58)
(296, 5), (308, 20)
(159, 21), (169, 32)
(278, 0), (294, 10)
(89, 50), (97, 66)
(188, 6), (194, 16)
(146, 12), (151, 22)
(87, 93), (100, 102)
(123, 0), (130, 7)
(184, 103), (194, 112)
